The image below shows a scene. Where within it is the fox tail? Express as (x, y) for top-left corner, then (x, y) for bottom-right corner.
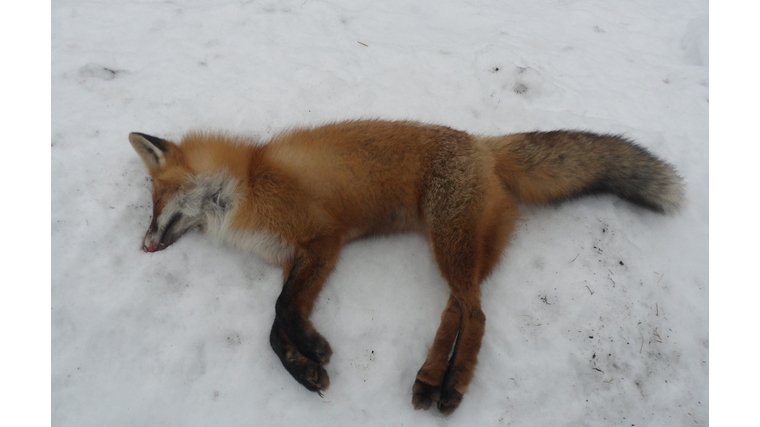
(480, 131), (685, 214)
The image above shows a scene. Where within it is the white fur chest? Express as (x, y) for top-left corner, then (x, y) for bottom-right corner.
(199, 176), (295, 266)
(205, 214), (295, 266)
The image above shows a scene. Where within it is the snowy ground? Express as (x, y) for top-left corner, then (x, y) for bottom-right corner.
(51, 0), (708, 425)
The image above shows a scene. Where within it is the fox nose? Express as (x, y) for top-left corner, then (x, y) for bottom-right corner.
(143, 230), (162, 252)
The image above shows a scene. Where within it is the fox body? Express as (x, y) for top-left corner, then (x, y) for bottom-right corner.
(129, 120), (683, 415)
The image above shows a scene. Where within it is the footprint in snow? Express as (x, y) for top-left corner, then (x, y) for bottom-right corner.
(78, 63), (123, 81)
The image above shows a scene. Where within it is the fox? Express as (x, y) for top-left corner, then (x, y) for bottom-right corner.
(128, 119), (683, 415)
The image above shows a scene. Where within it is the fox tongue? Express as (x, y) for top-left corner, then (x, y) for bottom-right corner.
(145, 242), (159, 252)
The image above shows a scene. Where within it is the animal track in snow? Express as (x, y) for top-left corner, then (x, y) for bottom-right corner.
(78, 63), (124, 81)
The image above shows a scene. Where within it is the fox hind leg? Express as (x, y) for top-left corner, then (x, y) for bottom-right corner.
(413, 188), (517, 415)
(412, 294), (462, 410)
(412, 236), (485, 415)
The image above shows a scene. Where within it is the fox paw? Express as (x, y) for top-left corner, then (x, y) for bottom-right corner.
(300, 333), (333, 365)
(412, 379), (440, 410)
(288, 355), (330, 393)
(271, 322), (331, 394)
(291, 361), (330, 396)
(437, 386), (463, 415)
(412, 379), (464, 415)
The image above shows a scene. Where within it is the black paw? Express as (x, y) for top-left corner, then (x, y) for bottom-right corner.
(412, 378), (464, 415)
(270, 321), (331, 394)
(412, 379), (440, 410)
(299, 332), (333, 365)
(288, 355), (330, 393)
(437, 386), (463, 415)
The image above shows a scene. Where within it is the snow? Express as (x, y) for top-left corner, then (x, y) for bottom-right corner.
(51, 0), (708, 425)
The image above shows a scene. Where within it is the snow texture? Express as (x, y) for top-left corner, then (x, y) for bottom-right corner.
(52, 0), (708, 426)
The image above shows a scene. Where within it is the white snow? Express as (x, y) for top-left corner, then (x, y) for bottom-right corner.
(51, 0), (708, 426)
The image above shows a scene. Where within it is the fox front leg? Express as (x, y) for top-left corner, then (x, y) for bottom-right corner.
(269, 238), (342, 394)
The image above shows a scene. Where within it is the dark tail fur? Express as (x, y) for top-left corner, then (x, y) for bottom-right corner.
(480, 131), (685, 214)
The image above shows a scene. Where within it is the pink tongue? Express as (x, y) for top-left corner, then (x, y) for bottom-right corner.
(145, 243), (159, 252)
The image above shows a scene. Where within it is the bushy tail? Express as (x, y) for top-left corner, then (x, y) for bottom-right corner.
(480, 131), (685, 214)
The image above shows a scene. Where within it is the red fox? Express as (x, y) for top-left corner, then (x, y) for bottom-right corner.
(129, 120), (683, 415)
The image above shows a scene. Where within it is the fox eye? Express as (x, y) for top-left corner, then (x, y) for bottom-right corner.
(209, 190), (226, 209)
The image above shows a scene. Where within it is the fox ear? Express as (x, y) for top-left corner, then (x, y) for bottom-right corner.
(129, 132), (169, 171)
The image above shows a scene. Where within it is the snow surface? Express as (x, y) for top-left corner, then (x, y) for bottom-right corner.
(52, 0), (708, 425)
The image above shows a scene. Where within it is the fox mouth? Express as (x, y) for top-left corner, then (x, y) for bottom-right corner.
(144, 241), (167, 253)
(143, 213), (186, 252)
(143, 230), (178, 253)
(143, 229), (183, 252)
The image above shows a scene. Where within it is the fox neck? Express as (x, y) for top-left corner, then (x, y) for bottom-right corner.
(198, 171), (296, 266)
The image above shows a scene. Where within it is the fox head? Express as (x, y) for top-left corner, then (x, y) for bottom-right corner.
(129, 132), (234, 252)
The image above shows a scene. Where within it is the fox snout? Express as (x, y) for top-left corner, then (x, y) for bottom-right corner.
(142, 219), (172, 252)
(142, 211), (194, 252)
(143, 229), (167, 252)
